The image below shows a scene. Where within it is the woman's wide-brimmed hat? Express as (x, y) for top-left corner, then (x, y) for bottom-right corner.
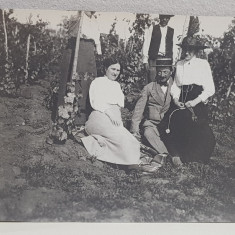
(177, 36), (209, 50)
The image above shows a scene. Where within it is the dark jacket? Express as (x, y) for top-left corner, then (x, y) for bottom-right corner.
(148, 25), (174, 59)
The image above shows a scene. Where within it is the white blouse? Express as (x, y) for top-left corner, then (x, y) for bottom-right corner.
(171, 57), (215, 102)
(89, 76), (124, 113)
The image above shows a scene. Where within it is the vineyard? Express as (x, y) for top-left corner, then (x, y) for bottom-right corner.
(0, 9), (235, 222)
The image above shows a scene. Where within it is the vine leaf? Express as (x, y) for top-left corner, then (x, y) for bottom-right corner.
(58, 106), (70, 119)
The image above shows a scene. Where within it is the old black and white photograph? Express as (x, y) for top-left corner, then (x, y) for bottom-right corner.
(0, 8), (234, 223)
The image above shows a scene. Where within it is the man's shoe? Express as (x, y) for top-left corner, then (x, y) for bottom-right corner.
(139, 161), (161, 174)
(171, 156), (183, 166)
(140, 154), (153, 164)
(152, 153), (168, 165)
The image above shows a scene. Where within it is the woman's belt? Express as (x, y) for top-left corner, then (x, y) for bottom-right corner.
(180, 84), (203, 101)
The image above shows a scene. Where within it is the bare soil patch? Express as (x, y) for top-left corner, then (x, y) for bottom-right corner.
(0, 77), (234, 222)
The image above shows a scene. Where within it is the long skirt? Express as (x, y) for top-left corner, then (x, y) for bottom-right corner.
(165, 85), (216, 163)
(81, 111), (141, 165)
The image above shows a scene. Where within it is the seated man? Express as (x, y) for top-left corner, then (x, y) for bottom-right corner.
(130, 57), (182, 166)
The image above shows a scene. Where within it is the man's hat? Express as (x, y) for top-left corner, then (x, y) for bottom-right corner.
(153, 57), (173, 67)
(159, 14), (174, 18)
(177, 36), (208, 50)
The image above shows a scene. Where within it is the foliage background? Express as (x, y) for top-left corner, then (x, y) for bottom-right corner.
(0, 10), (234, 139)
(0, 9), (234, 223)
(0, 9), (66, 96)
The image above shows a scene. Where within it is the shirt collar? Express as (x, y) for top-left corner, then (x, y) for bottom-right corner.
(184, 55), (196, 65)
(160, 25), (167, 29)
(155, 79), (170, 87)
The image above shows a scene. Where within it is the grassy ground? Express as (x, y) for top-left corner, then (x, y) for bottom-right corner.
(0, 75), (234, 222)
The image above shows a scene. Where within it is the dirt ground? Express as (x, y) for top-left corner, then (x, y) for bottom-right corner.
(0, 75), (235, 222)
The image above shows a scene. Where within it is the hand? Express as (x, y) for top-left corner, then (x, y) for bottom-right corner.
(174, 98), (185, 109)
(185, 97), (201, 108)
(144, 63), (149, 71)
(185, 101), (195, 108)
(132, 132), (141, 141)
(105, 106), (122, 126)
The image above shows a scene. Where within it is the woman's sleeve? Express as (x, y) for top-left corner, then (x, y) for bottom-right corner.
(198, 60), (215, 102)
(142, 25), (153, 64)
(116, 83), (125, 108)
(92, 18), (102, 55)
(170, 65), (181, 100)
(89, 79), (108, 112)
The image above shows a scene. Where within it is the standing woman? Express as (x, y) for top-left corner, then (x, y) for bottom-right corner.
(81, 57), (142, 166)
(58, 11), (102, 124)
(169, 36), (216, 163)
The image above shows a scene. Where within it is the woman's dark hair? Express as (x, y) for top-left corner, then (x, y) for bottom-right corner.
(103, 56), (122, 73)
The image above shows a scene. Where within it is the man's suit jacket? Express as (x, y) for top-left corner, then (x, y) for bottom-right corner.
(130, 77), (173, 133)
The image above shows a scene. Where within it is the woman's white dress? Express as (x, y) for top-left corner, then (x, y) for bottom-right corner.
(168, 57), (216, 163)
(81, 76), (141, 165)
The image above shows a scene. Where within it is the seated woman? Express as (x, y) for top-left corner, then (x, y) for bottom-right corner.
(81, 56), (159, 172)
(168, 36), (216, 164)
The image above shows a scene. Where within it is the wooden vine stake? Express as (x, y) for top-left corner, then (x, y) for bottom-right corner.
(71, 11), (84, 87)
(25, 34), (31, 83)
(2, 9), (9, 61)
(48, 11), (85, 143)
(176, 15), (190, 61)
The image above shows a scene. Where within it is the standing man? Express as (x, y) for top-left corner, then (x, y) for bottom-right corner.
(142, 14), (174, 83)
(130, 58), (182, 166)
